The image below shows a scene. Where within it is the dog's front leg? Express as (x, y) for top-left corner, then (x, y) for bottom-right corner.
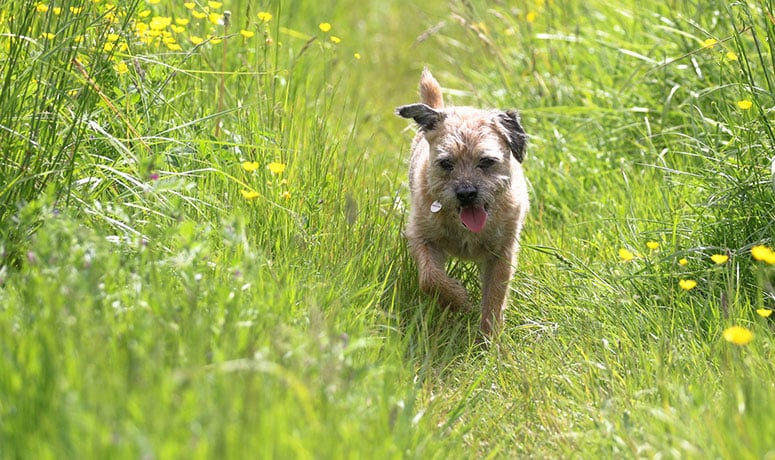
(479, 255), (515, 337)
(409, 240), (470, 312)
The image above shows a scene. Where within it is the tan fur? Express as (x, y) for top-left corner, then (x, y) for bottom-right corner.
(420, 68), (444, 109)
(397, 70), (529, 338)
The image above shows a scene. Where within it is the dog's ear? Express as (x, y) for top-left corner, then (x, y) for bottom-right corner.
(396, 103), (445, 131)
(496, 110), (527, 163)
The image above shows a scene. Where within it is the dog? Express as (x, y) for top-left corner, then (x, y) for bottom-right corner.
(396, 69), (529, 338)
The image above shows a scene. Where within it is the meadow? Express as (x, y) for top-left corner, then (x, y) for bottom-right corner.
(1, 0), (775, 458)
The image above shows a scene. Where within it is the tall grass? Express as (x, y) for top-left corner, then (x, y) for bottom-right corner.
(1, 0), (775, 458)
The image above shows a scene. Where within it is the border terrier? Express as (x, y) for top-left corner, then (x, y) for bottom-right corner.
(396, 69), (529, 338)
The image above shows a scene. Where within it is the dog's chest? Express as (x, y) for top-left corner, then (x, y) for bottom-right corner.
(433, 218), (507, 261)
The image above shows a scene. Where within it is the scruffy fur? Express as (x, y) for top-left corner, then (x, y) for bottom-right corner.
(396, 69), (529, 338)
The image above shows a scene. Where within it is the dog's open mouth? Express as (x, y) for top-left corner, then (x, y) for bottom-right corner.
(459, 206), (488, 233)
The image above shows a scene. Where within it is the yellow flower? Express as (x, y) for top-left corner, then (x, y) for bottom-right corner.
(175, 18), (190, 26)
(711, 254), (729, 264)
(752, 245), (775, 264)
(150, 16), (172, 30)
(36, 3), (48, 13)
(102, 42), (114, 52)
(241, 190), (260, 200)
(354, 53), (361, 60)
(330, 35), (341, 44)
(190, 35), (204, 45)
(756, 309), (773, 318)
(184, 2), (195, 9)
(726, 51), (738, 61)
(319, 22), (332, 32)
(166, 42), (182, 51)
(241, 161), (259, 172)
(148, 0), (160, 4)
(679, 279), (697, 291)
(618, 248), (635, 262)
(646, 241), (659, 250)
(207, 34), (222, 44)
(52, 7), (61, 15)
(678, 258), (688, 266)
(208, 12), (222, 25)
(113, 60), (129, 74)
(208, 1), (222, 8)
(107, 33), (120, 42)
(70, 6), (83, 14)
(737, 100), (753, 110)
(722, 326), (753, 346)
(73, 35), (84, 43)
(138, 10), (151, 18)
(267, 162), (286, 174)
(192, 10), (207, 19)
(257, 11), (272, 22)
(526, 11), (537, 23)
(41, 32), (55, 40)
(240, 29), (255, 38)
(170, 25), (185, 33)
(701, 38), (717, 48)
(282, 191), (291, 200)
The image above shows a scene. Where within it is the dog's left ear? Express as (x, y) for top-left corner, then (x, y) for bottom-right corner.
(396, 103), (445, 131)
(496, 110), (527, 163)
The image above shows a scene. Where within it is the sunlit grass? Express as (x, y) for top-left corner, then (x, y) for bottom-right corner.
(2, 0), (775, 458)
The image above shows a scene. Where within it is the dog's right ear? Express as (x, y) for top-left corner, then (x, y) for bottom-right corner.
(395, 103), (445, 131)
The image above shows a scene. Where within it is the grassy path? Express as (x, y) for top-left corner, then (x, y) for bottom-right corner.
(2, 0), (775, 458)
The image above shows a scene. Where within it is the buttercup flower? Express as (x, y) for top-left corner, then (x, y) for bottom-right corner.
(241, 161), (259, 172)
(330, 36), (341, 44)
(267, 162), (286, 174)
(752, 245), (775, 264)
(319, 22), (332, 32)
(618, 248), (635, 262)
(240, 30), (255, 38)
(241, 190), (260, 200)
(722, 326), (753, 346)
(711, 254), (729, 264)
(258, 12), (272, 22)
(678, 258), (688, 266)
(679, 279), (697, 291)
(354, 53), (361, 60)
(646, 241), (659, 250)
(756, 309), (773, 318)
(526, 11), (537, 23)
(737, 100), (753, 110)
(726, 51), (738, 61)
(701, 38), (717, 48)
(113, 60), (129, 74)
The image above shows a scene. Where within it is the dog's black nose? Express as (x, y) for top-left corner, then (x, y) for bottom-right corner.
(455, 185), (478, 205)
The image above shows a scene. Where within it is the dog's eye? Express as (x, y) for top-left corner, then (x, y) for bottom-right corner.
(437, 159), (454, 171)
(478, 157), (496, 169)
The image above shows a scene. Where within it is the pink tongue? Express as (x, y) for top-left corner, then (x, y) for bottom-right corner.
(460, 206), (488, 233)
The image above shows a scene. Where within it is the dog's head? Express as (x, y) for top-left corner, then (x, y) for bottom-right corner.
(397, 103), (527, 233)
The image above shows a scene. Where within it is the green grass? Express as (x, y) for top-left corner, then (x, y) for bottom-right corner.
(2, 0), (775, 458)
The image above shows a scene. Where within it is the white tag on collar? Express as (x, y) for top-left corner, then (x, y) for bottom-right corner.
(430, 201), (442, 213)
